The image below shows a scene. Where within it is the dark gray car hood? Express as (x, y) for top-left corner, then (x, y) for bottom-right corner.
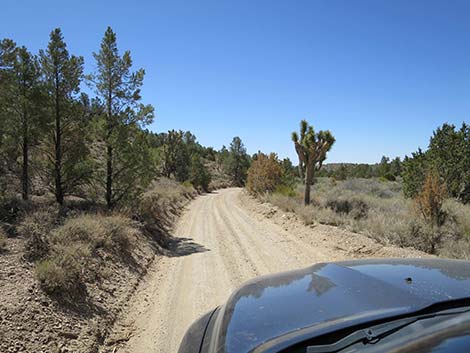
(206, 258), (470, 353)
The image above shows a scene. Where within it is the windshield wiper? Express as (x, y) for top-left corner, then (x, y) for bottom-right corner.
(306, 307), (470, 353)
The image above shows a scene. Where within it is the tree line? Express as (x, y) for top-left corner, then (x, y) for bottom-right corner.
(316, 156), (403, 180)
(0, 27), (253, 211)
(402, 123), (469, 204)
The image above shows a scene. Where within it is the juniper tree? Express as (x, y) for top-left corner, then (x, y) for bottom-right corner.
(377, 156), (391, 178)
(292, 120), (335, 205)
(428, 123), (466, 198)
(402, 148), (428, 198)
(390, 157), (402, 177)
(40, 28), (89, 205)
(89, 27), (154, 209)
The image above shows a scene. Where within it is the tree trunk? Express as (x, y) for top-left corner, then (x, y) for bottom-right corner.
(106, 142), (113, 209)
(54, 74), (63, 205)
(304, 164), (313, 205)
(298, 159), (304, 181)
(105, 86), (113, 209)
(21, 112), (29, 201)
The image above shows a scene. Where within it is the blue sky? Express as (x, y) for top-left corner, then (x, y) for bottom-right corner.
(1, 0), (469, 163)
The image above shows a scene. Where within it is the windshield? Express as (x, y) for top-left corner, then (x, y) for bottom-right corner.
(301, 307), (470, 353)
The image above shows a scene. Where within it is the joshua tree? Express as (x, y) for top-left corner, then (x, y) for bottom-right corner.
(292, 120), (335, 205)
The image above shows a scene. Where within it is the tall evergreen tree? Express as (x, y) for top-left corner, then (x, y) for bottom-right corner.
(89, 27), (154, 209)
(0, 39), (19, 196)
(0, 42), (44, 200)
(227, 136), (250, 186)
(39, 28), (89, 205)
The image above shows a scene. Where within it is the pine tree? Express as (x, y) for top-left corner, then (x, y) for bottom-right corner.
(89, 27), (154, 209)
(0, 43), (45, 200)
(292, 120), (335, 205)
(39, 28), (89, 205)
(0, 39), (19, 196)
(160, 130), (190, 181)
(227, 136), (250, 186)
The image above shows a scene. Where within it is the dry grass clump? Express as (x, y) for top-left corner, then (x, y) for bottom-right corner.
(26, 178), (195, 297)
(444, 199), (470, 238)
(265, 177), (470, 258)
(35, 214), (138, 296)
(35, 243), (89, 296)
(139, 178), (195, 216)
(137, 178), (195, 232)
(19, 207), (58, 261)
(50, 214), (137, 255)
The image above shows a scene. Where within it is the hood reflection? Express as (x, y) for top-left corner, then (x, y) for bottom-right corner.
(217, 259), (470, 353)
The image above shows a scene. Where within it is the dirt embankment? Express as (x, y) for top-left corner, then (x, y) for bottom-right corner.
(0, 182), (195, 353)
(105, 188), (429, 353)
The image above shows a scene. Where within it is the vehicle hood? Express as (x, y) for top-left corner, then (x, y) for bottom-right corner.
(207, 258), (470, 353)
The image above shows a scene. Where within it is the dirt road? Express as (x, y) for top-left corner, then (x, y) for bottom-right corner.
(111, 187), (425, 353)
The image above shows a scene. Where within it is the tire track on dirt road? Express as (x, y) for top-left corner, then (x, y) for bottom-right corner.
(109, 187), (420, 353)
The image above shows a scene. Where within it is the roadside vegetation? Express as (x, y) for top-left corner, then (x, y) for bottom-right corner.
(248, 121), (470, 259)
(0, 27), (253, 351)
(0, 26), (252, 298)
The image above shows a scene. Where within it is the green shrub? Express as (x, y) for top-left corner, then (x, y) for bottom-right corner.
(326, 197), (369, 220)
(182, 180), (193, 188)
(274, 184), (297, 197)
(380, 173), (396, 182)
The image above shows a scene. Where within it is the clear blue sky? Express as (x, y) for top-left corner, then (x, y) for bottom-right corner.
(1, 0), (469, 163)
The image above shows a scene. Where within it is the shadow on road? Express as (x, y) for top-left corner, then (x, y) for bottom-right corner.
(166, 236), (210, 257)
